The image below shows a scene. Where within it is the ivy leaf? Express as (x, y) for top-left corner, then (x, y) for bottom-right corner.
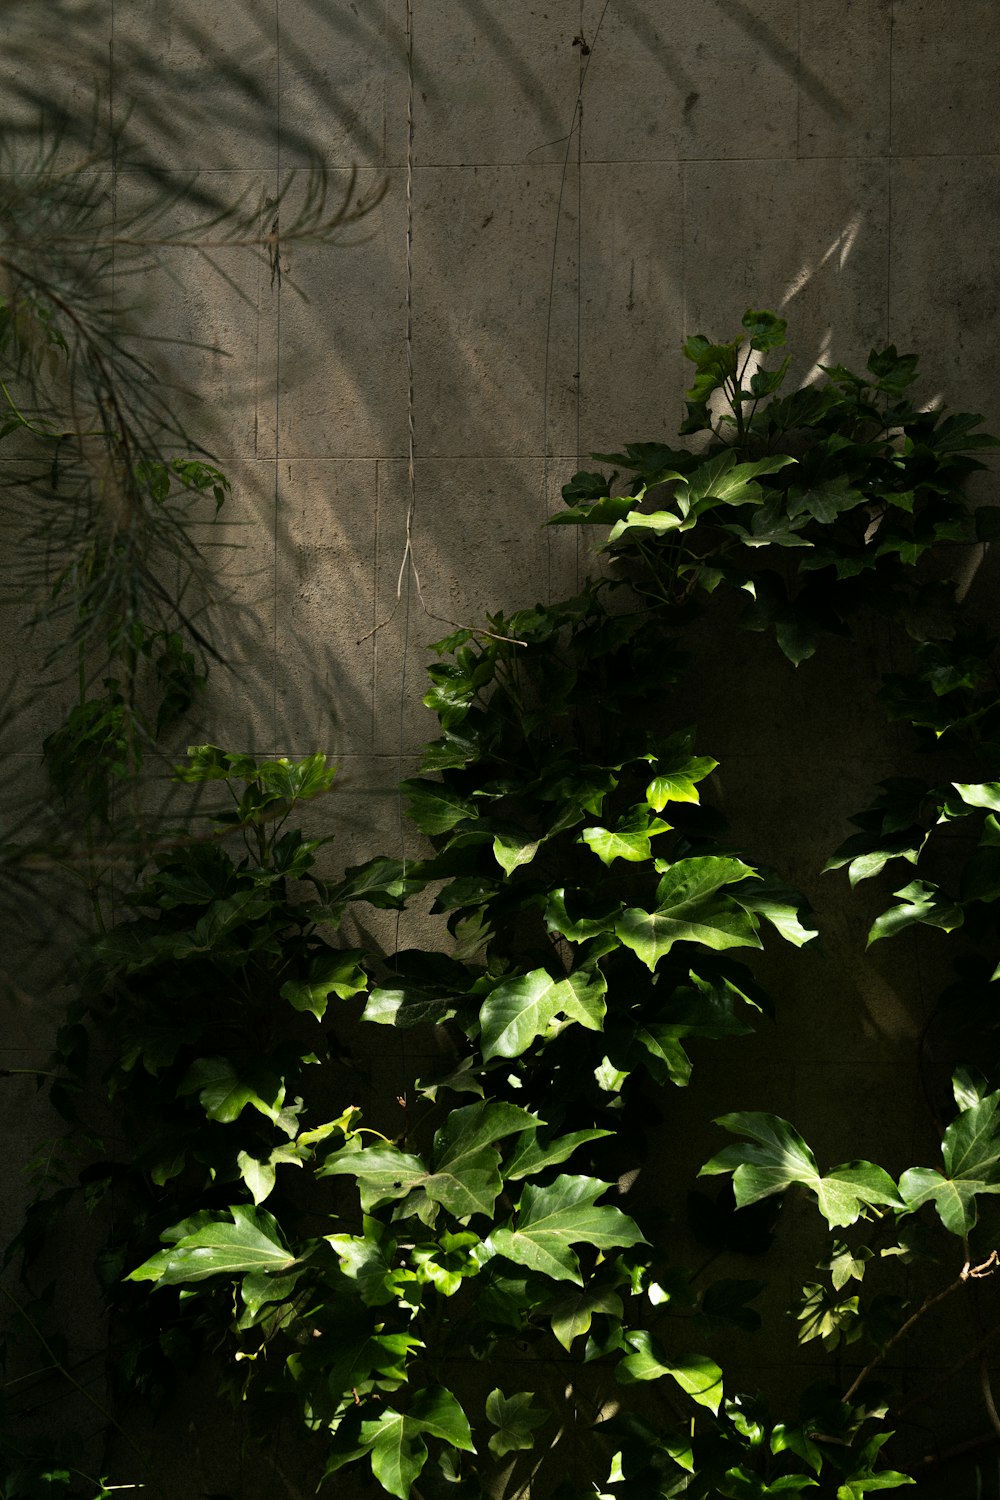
(280, 948), (367, 1019)
(362, 1389), (475, 1499)
(645, 754), (718, 810)
(544, 888), (620, 941)
(701, 1114), (902, 1228)
(770, 1424), (823, 1476)
(786, 475), (865, 524)
(400, 779), (478, 835)
(127, 1205), (295, 1286)
(503, 1126), (612, 1180)
(616, 857), (762, 970)
(237, 1150), (276, 1205)
(822, 1241), (873, 1292)
(545, 1286), (623, 1351)
(835, 1474), (914, 1498)
(731, 877), (818, 947)
(867, 879), (963, 946)
(328, 856), (426, 911)
(953, 1065), (989, 1111)
(490, 1175), (645, 1284)
(485, 1388), (549, 1457)
(898, 1089), (1000, 1233)
(427, 1103), (540, 1218)
(549, 494), (634, 526)
(318, 1143), (428, 1212)
(492, 828), (541, 874)
(677, 452), (796, 512)
(480, 967), (606, 1060)
(824, 830), (926, 887)
(177, 1056), (284, 1126)
(168, 891), (272, 957)
(433, 1102), (540, 1165)
(630, 1023), (701, 1087)
(616, 1330), (723, 1414)
(952, 782), (1000, 813)
(363, 1419), (426, 1500)
(326, 1220), (399, 1306)
(581, 805), (670, 866)
(742, 308), (787, 351)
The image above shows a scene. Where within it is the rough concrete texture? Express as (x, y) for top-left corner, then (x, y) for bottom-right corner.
(4, 0), (1000, 1495)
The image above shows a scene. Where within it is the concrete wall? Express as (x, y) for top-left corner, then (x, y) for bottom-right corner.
(5, 1), (1000, 1495)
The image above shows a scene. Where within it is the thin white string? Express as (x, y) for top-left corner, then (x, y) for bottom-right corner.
(357, 0), (523, 653)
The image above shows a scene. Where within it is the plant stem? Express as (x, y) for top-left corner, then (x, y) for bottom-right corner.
(0, 1283), (145, 1463)
(842, 1254), (1000, 1405)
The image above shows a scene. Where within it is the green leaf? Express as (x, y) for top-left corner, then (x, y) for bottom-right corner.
(786, 474), (865, 525)
(177, 1056), (284, 1126)
(280, 949), (367, 1019)
(485, 1388), (548, 1457)
(503, 1126), (612, 1180)
(732, 877), (818, 946)
(326, 1221), (399, 1306)
(867, 880), (963, 946)
(953, 1065), (989, 1111)
(364, 1414), (427, 1500)
(546, 1286), (623, 1351)
(677, 452), (796, 512)
(581, 805), (670, 866)
(493, 828), (541, 874)
(645, 755), (718, 810)
(826, 1240), (873, 1291)
(544, 888), (620, 942)
(952, 781), (1000, 813)
(616, 857), (762, 970)
(329, 856), (426, 911)
(362, 1389), (476, 1498)
(898, 1089), (1000, 1233)
(401, 779), (478, 835)
(237, 1150), (276, 1205)
(318, 1143), (429, 1212)
(490, 1175), (645, 1284)
(617, 1330), (723, 1413)
(322, 1106), (537, 1221)
(701, 1113), (902, 1228)
(428, 1102), (540, 1218)
(836, 1474), (914, 1498)
(770, 1424), (823, 1476)
(480, 967), (606, 1060)
(128, 1205), (294, 1286)
(742, 308), (787, 352)
(549, 494), (634, 526)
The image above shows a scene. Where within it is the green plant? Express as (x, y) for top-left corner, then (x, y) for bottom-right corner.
(11, 312), (1000, 1497)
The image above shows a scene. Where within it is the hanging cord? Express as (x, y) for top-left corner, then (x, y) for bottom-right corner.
(358, 0), (523, 652)
(541, 0), (612, 469)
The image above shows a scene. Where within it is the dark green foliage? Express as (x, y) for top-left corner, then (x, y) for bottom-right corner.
(9, 313), (1000, 1498)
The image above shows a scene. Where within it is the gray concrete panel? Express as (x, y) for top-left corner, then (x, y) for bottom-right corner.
(580, 0), (799, 162)
(889, 155), (1000, 434)
(891, 0), (1000, 158)
(684, 156), (890, 382)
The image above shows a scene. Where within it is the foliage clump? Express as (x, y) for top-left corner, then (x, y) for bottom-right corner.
(7, 311), (1000, 1499)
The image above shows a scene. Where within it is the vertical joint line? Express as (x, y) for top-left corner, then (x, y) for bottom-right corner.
(886, 0), (894, 347)
(272, 0), (282, 752)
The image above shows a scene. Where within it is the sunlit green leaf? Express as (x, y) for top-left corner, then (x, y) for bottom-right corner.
(485, 1388), (548, 1456)
(480, 967), (606, 1060)
(128, 1205), (294, 1286)
(617, 1330), (723, 1414)
(898, 1089), (1000, 1233)
(490, 1175), (645, 1285)
(701, 1113), (902, 1228)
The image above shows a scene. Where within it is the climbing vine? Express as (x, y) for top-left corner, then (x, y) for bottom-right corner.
(8, 311), (1000, 1498)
